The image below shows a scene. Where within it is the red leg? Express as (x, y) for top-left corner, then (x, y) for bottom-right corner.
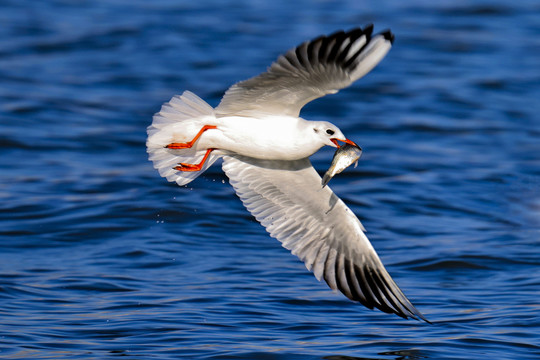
(174, 148), (215, 172)
(166, 125), (217, 149)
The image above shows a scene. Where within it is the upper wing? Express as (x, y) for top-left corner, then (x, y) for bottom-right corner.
(222, 155), (427, 321)
(215, 25), (394, 118)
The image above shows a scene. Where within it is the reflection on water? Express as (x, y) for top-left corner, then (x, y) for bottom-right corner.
(325, 349), (428, 360)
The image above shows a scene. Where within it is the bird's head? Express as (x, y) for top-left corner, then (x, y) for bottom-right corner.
(312, 122), (358, 148)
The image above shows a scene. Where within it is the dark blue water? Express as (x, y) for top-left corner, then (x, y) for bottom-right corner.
(1, 0), (539, 359)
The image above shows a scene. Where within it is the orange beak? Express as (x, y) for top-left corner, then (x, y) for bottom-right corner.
(331, 138), (358, 148)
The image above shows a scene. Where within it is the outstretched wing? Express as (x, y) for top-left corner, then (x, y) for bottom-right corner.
(215, 25), (394, 118)
(222, 155), (428, 321)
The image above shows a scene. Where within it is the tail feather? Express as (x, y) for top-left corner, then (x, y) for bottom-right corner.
(147, 91), (221, 186)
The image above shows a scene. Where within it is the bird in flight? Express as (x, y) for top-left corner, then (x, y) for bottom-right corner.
(147, 25), (428, 322)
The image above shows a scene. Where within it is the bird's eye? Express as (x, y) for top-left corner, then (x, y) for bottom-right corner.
(326, 129), (335, 135)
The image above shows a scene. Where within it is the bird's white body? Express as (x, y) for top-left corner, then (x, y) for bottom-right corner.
(146, 26), (428, 321)
(151, 114), (342, 161)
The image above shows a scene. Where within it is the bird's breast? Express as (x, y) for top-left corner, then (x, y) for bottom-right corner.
(203, 116), (322, 160)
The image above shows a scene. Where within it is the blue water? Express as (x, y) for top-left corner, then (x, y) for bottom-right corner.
(1, 0), (539, 359)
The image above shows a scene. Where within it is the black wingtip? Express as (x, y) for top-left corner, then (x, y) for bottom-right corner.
(381, 29), (395, 44)
(406, 305), (431, 323)
(362, 23), (374, 36)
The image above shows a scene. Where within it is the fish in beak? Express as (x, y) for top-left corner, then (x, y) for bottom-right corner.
(322, 142), (363, 187)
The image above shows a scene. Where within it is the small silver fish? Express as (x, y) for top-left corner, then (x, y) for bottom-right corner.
(321, 143), (362, 187)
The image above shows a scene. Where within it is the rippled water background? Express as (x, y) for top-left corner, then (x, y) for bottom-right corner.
(1, 0), (540, 359)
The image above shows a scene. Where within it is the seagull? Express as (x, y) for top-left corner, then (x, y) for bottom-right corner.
(147, 25), (428, 322)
